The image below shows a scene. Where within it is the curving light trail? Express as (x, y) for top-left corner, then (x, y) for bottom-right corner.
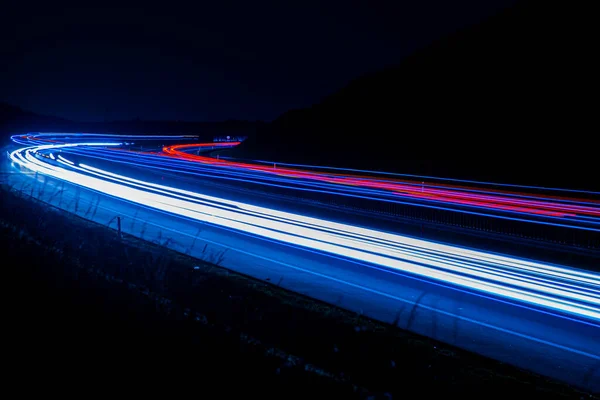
(162, 143), (600, 227)
(18, 134), (600, 231)
(8, 134), (600, 323)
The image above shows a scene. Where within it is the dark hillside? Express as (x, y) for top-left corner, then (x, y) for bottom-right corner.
(0, 102), (264, 140)
(233, 1), (597, 190)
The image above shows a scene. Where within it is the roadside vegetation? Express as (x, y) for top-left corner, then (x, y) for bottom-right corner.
(1, 184), (596, 398)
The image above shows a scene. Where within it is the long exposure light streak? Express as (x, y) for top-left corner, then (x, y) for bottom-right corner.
(239, 157), (600, 196)
(162, 143), (600, 223)
(8, 135), (600, 323)
(24, 135), (599, 231)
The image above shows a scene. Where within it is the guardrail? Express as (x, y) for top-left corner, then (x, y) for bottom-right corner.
(196, 177), (600, 253)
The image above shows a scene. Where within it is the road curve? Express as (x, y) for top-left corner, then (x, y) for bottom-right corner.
(6, 133), (600, 392)
(162, 142), (600, 231)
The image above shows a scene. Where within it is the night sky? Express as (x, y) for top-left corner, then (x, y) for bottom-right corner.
(1, 1), (516, 122)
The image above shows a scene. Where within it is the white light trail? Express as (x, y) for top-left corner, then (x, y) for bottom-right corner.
(9, 141), (600, 322)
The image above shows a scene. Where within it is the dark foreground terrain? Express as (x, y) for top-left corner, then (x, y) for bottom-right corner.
(1, 186), (596, 398)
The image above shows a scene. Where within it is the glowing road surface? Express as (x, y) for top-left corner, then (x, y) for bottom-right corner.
(6, 134), (600, 392)
(162, 143), (600, 231)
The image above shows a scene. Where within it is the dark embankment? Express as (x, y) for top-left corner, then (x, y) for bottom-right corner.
(1, 185), (597, 397)
(231, 0), (597, 191)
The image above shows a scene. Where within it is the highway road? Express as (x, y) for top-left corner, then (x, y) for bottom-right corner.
(6, 134), (600, 392)
(14, 133), (600, 232)
(162, 142), (600, 232)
